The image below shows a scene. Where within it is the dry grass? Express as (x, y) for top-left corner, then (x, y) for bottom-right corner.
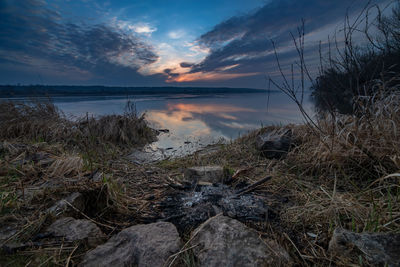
(153, 83), (400, 265)
(0, 99), (163, 265)
(0, 100), (70, 143)
(0, 87), (399, 266)
(0, 99), (156, 152)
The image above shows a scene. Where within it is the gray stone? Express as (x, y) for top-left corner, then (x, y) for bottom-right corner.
(191, 215), (291, 267)
(329, 228), (400, 266)
(184, 166), (227, 184)
(47, 217), (105, 247)
(255, 128), (292, 159)
(80, 222), (181, 267)
(47, 192), (85, 216)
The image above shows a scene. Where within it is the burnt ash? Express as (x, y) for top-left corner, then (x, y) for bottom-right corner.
(158, 184), (275, 233)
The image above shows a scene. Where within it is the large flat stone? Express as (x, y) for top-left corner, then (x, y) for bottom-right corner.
(184, 166), (227, 184)
(80, 222), (181, 267)
(255, 128), (292, 159)
(190, 215), (291, 267)
(329, 228), (400, 266)
(46, 217), (105, 247)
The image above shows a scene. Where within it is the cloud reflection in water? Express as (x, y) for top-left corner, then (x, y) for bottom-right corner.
(46, 93), (313, 153)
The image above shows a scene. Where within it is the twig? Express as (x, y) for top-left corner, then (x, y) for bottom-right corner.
(65, 244), (79, 267)
(235, 176), (272, 195)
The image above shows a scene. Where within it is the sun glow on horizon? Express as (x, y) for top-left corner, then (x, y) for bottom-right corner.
(166, 71), (260, 82)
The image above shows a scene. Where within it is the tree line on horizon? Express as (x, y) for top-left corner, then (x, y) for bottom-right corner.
(0, 85), (270, 97)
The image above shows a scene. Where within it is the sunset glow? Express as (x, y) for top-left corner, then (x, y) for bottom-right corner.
(167, 71), (260, 82)
(0, 0), (380, 87)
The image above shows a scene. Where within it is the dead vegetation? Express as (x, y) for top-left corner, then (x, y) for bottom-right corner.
(0, 99), (156, 153)
(0, 100), (164, 266)
(158, 84), (400, 266)
(0, 89), (399, 266)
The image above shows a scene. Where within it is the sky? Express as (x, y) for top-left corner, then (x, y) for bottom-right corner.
(0, 0), (391, 88)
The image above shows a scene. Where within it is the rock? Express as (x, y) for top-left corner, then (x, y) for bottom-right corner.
(329, 228), (400, 266)
(218, 193), (270, 220)
(46, 217), (105, 247)
(184, 166), (228, 184)
(80, 222), (181, 267)
(190, 215), (291, 267)
(255, 128), (292, 159)
(47, 192), (85, 216)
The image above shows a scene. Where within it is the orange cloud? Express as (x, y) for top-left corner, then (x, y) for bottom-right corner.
(167, 71), (259, 82)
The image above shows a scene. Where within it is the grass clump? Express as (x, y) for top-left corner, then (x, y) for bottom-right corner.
(0, 100), (69, 143)
(0, 99), (156, 152)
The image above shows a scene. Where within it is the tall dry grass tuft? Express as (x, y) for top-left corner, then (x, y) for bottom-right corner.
(289, 83), (400, 184)
(0, 99), (157, 151)
(261, 4), (400, 262)
(77, 113), (154, 147)
(269, 81), (400, 265)
(0, 100), (72, 142)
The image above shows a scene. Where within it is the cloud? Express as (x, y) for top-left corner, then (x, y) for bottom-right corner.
(0, 0), (162, 85)
(167, 71), (259, 83)
(131, 23), (157, 35)
(115, 20), (158, 36)
(168, 29), (185, 39)
(180, 62), (194, 68)
(186, 0), (376, 81)
(163, 68), (180, 78)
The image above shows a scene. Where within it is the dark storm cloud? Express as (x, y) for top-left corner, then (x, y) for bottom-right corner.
(0, 0), (160, 85)
(180, 62), (194, 68)
(163, 68), (180, 78)
(189, 0), (370, 75)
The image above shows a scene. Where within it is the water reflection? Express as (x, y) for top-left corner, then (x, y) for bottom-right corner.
(150, 102), (259, 138)
(32, 92), (313, 155)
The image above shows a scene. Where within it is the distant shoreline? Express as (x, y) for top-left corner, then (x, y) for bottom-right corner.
(0, 85), (273, 98)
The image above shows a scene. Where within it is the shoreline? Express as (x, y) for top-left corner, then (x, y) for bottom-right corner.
(0, 85), (272, 98)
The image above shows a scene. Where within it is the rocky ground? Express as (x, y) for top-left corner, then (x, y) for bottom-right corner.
(1, 124), (399, 266)
(1, 96), (400, 266)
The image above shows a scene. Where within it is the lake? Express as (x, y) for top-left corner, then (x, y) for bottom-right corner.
(5, 92), (314, 158)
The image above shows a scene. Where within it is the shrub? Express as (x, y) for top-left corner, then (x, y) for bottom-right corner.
(311, 1), (400, 114)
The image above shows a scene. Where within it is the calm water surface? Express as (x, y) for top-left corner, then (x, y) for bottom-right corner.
(7, 92), (314, 156)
